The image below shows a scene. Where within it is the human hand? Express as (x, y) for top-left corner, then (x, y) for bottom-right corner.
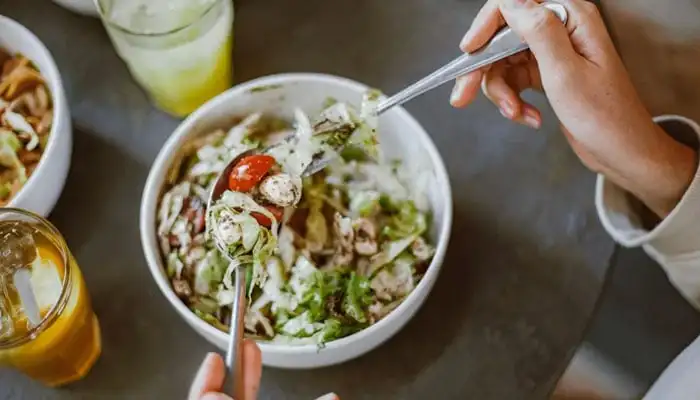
(188, 340), (262, 400)
(187, 340), (340, 400)
(451, 0), (697, 217)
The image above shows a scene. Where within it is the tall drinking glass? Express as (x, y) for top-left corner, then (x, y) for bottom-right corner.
(0, 208), (101, 387)
(95, 0), (234, 117)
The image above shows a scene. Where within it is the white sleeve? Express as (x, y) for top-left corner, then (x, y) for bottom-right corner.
(643, 334), (700, 399)
(596, 115), (700, 309)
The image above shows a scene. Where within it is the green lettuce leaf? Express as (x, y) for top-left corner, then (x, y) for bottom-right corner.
(342, 272), (372, 323)
(0, 129), (26, 184)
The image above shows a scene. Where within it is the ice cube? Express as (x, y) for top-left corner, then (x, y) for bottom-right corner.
(0, 224), (38, 275)
(13, 269), (41, 326)
(29, 256), (62, 313)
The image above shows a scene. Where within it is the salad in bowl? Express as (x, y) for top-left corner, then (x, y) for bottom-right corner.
(141, 73), (452, 368)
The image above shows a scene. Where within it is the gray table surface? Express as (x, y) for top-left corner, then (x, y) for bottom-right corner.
(0, 0), (615, 398)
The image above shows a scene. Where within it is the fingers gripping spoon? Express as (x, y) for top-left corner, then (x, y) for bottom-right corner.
(373, 1), (568, 114)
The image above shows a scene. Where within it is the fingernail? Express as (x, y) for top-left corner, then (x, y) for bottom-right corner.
(315, 393), (339, 400)
(523, 109), (541, 129)
(460, 30), (474, 50)
(499, 101), (515, 118)
(450, 78), (466, 104)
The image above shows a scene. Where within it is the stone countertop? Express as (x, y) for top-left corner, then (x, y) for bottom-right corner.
(0, 0), (614, 399)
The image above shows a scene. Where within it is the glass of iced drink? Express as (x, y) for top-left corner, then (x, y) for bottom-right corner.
(95, 0), (234, 117)
(0, 208), (101, 387)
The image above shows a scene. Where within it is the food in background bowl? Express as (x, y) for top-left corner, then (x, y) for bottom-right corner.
(0, 49), (54, 206)
(157, 104), (435, 346)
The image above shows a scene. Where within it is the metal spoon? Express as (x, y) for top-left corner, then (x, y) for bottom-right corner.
(205, 102), (360, 398)
(207, 171), (247, 399)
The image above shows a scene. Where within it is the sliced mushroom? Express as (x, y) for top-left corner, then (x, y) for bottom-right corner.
(258, 173), (302, 207)
(172, 279), (193, 298)
(333, 213), (354, 251)
(353, 218), (378, 256)
(183, 196), (206, 234)
(356, 256), (371, 276)
(369, 299), (402, 324)
(326, 213), (354, 268)
(215, 212), (242, 246)
(411, 237), (434, 262)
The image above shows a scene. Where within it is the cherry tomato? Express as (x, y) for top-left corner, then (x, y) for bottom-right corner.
(251, 206), (284, 228)
(228, 154), (276, 192)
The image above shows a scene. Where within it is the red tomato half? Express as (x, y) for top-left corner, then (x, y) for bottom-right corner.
(251, 206), (284, 228)
(228, 154), (276, 192)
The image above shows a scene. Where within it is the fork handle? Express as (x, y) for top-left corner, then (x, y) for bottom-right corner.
(375, 1), (568, 115)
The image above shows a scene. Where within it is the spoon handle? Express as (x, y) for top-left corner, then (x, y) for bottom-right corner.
(225, 267), (246, 399)
(375, 1), (568, 115)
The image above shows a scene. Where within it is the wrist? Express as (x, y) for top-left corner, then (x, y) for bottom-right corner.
(624, 124), (697, 218)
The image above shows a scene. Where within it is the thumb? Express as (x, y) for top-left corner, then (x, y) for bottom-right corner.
(499, 0), (577, 69)
(188, 353), (226, 400)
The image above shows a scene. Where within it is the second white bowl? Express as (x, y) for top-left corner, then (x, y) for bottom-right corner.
(0, 15), (72, 217)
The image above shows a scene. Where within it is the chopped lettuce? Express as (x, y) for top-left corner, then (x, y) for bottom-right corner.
(279, 311), (324, 337)
(0, 129), (26, 184)
(349, 190), (381, 218)
(304, 181), (329, 251)
(342, 272), (372, 323)
(193, 309), (229, 332)
(350, 89), (381, 158)
(381, 199), (427, 241)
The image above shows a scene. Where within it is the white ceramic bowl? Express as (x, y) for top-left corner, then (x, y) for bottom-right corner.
(140, 73), (453, 368)
(53, 0), (99, 17)
(0, 16), (72, 217)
